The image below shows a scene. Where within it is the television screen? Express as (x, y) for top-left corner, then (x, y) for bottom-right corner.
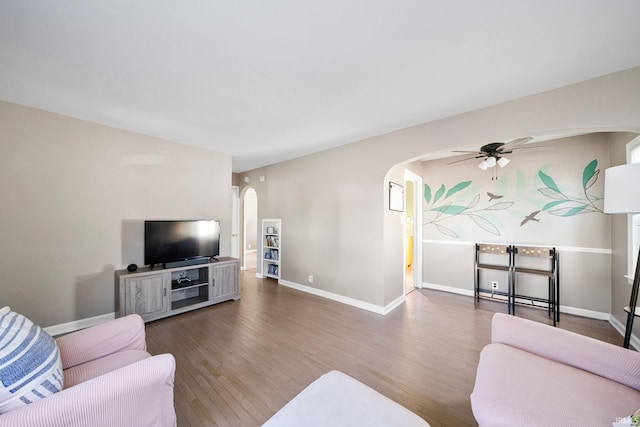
(144, 220), (220, 266)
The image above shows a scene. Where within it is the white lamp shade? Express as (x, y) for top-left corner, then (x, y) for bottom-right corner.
(604, 163), (640, 214)
(497, 157), (510, 168)
(485, 157), (497, 167)
(478, 160), (488, 170)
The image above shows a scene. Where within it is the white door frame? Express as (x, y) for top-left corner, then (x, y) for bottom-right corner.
(405, 169), (423, 289)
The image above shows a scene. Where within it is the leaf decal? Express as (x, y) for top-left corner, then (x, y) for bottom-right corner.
(538, 188), (568, 200)
(468, 214), (501, 236)
(466, 193), (480, 209)
(430, 204), (468, 215)
(538, 170), (561, 193)
(582, 159), (598, 189)
(584, 169), (600, 190)
(435, 224), (458, 238)
(445, 181), (472, 199)
(433, 184), (445, 205)
(549, 205), (592, 216)
(515, 170), (527, 198)
(424, 184), (431, 204)
(542, 200), (569, 211)
(485, 201), (514, 211)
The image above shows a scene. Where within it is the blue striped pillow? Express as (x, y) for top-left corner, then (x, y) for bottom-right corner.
(0, 306), (64, 414)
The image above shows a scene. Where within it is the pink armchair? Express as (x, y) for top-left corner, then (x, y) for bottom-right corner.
(471, 313), (640, 426)
(0, 314), (176, 427)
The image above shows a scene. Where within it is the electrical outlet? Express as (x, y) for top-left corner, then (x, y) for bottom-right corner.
(491, 281), (499, 289)
(308, 275), (314, 283)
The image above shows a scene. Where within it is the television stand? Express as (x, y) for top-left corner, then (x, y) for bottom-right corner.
(116, 257), (240, 322)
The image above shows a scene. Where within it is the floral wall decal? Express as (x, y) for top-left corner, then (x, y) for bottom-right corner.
(423, 180), (514, 238)
(423, 158), (605, 239)
(537, 159), (603, 216)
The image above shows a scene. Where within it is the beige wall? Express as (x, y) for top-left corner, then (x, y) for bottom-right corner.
(239, 67), (640, 314)
(384, 166), (406, 305)
(240, 149), (386, 305)
(0, 102), (232, 327)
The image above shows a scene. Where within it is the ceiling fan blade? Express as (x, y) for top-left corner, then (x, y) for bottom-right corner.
(505, 146), (553, 154)
(447, 155), (484, 165)
(451, 150), (483, 154)
(498, 137), (533, 151)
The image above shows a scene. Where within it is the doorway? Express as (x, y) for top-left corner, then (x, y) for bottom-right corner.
(231, 186), (240, 260)
(404, 169), (423, 294)
(243, 188), (258, 271)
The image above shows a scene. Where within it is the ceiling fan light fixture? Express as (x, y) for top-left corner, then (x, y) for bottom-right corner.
(485, 156), (497, 168)
(497, 157), (510, 168)
(478, 160), (489, 170)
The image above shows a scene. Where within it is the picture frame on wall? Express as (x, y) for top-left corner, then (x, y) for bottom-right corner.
(389, 181), (404, 212)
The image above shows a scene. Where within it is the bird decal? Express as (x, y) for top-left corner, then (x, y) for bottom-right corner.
(487, 192), (503, 201)
(521, 210), (541, 226)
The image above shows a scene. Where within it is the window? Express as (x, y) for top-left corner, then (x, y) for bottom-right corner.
(628, 138), (640, 278)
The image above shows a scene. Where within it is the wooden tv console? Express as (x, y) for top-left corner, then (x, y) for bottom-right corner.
(116, 257), (240, 322)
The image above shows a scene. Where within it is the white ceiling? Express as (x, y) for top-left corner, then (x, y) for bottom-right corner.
(1, 1), (640, 172)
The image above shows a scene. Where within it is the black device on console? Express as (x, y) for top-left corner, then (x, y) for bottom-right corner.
(144, 220), (220, 268)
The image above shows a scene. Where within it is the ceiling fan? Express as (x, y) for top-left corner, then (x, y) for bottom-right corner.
(447, 137), (551, 179)
(449, 136), (548, 164)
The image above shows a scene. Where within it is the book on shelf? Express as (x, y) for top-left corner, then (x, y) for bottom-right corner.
(267, 264), (279, 276)
(264, 249), (279, 261)
(265, 235), (279, 248)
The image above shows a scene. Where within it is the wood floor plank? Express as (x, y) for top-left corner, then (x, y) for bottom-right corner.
(145, 271), (624, 427)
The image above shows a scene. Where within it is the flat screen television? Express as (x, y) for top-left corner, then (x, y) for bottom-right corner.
(144, 220), (220, 266)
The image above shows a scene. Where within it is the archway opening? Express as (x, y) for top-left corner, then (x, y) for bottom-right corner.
(243, 188), (258, 271)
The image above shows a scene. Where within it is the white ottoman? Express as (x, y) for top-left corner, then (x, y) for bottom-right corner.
(262, 370), (430, 427)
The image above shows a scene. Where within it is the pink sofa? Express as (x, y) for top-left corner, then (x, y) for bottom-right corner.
(471, 313), (640, 427)
(0, 314), (176, 427)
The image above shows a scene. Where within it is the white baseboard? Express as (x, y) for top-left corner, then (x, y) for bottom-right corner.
(424, 282), (474, 297)
(423, 282), (610, 321)
(44, 312), (116, 337)
(383, 294), (406, 315)
(559, 305), (610, 321)
(278, 279), (404, 315)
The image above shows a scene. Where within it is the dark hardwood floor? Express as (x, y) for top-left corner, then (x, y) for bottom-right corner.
(145, 270), (623, 427)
